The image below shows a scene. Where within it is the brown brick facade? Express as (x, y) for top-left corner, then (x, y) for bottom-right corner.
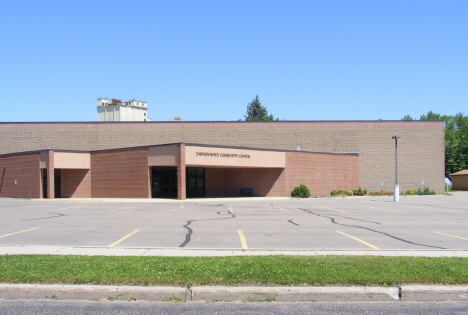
(91, 148), (150, 198)
(177, 144), (186, 200)
(0, 121), (445, 192)
(0, 153), (41, 198)
(46, 150), (54, 199)
(61, 169), (91, 198)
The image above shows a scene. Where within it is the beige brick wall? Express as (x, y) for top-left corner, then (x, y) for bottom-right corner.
(285, 152), (359, 195)
(0, 121), (445, 193)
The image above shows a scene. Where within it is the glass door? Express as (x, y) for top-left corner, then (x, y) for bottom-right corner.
(151, 167), (178, 198)
(186, 167), (205, 198)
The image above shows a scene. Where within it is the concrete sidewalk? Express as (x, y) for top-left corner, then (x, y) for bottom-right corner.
(0, 284), (467, 302)
(1, 245), (468, 257)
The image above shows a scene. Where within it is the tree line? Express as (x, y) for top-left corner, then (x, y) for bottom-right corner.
(402, 112), (468, 176)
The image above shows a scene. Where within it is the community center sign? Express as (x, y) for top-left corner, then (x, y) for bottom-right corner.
(196, 152), (251, 159)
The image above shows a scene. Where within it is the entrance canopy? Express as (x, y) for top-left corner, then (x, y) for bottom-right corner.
(149, 144), (285, 168)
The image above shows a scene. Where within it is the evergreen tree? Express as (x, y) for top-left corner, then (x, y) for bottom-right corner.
(243, 95), (278, 121)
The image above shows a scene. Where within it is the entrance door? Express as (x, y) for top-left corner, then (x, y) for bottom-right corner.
(54, 169), (61, 198)
(42, 169), (47, 198)
(151, 167), (177, 198)
(186, 167), (205, 198)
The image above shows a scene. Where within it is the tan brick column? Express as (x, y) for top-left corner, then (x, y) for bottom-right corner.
(177, 144), (186, 200)
(46, 150), (54, 199)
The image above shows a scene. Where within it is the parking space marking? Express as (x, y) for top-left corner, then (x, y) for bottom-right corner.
(108, 207), (130, 213)
(411, 206), (465, 214)
(336, 231), (380, 249)
(108, 230), (140, 247)
(171, 205), (184, 212)
(237, 230), (248, 249)
(318, 205), (354, 214)
(432, 231), (468, 241)
(229, 205), (234, 214)
(0, 228), (38, 239)
(273, 205), (294, 214)
(370, 207), (405, 214)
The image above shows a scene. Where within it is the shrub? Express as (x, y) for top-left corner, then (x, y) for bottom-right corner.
(416, 187), (436, 195)
(331, 190), (338, 196)
(346, 190), (354, 196)
(291, 184), (311, 198)
(405, 189), (415, 195)
(368, 190), (394, 196)
(352, 188), (366, 196)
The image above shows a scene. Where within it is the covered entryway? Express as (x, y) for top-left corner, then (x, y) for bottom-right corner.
(40, 151), (91, 199)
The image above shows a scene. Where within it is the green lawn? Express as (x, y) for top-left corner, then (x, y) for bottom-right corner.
(1, 255), (467, 286)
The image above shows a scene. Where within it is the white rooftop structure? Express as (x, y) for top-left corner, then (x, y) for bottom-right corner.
(97, 98), (150, 122)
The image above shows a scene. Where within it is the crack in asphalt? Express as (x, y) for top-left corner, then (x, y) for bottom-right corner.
(288, 219), (299, 226)
(22, 213), (65, 221)
(179, 212), (236, 248)
(300, 208), (446, 249)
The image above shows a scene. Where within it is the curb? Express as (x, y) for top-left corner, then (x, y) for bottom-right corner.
(2, 245), (468, 257)
(1, 284), (467, 302)
(29, 197), (290, 203)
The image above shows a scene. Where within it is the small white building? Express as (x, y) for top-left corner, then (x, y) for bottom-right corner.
(97, 98), (150, 122)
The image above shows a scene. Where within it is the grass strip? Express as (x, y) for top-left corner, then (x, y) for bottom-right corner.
(1, 255), (468, 286)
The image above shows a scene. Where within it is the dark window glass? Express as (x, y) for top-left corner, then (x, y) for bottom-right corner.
(186, 167), (205, 198)
(151, 167), (177, 198)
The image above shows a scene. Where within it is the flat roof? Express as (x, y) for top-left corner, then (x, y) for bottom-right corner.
(0, 120), (444, 124)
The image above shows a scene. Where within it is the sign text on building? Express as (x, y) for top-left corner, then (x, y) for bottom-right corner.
(196, 152), (251, 159)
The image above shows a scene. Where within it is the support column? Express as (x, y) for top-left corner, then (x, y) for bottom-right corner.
(177, 144), (186, 200)
(46, 150), (54, 199)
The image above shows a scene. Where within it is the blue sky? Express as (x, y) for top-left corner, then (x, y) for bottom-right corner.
(1, 0), (466, 122)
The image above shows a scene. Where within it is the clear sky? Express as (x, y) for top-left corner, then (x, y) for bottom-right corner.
(1, 0), (466, 122)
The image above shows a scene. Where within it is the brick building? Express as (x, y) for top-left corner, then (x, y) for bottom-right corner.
(0, 120), (445, 199)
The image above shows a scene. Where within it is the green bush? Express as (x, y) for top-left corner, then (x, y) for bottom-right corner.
(331, 188), (366, 196)
(330, 190), (351, 196)
(352, 187), (366, 196)
(416, 187), (436, 195)
(368, 191), (393, 196)
(291, 184), (311, 198)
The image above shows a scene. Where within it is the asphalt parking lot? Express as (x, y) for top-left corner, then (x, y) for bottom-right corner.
(1, 192), (467, 251)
